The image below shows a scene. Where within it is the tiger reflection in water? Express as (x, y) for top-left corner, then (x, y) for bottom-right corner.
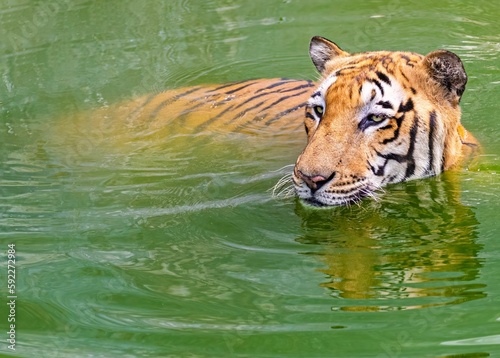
(295, 172), (484, 311)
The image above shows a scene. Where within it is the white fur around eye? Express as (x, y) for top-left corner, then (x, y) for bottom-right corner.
(307, 97), (325, 122)
(307, 74), (338, 121)
(359, 75), (405, 121)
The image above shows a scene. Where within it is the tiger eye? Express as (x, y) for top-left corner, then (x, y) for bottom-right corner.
(369, 114), (386, 122)
(314, 106), (324, 117)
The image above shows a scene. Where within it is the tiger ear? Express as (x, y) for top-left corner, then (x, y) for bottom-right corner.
(423, 50), (467, 104)
(309, 36), (350, 74)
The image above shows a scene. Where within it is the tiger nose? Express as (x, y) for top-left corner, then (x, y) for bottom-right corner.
(297, 170), (335, 193)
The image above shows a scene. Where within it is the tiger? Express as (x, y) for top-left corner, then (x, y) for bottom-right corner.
(54, 36), (478, 207)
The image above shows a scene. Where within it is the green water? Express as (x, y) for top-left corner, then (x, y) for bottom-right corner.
(1, 0), (500, 357)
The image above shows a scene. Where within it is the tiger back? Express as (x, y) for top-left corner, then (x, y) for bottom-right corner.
(49, 78), (315, 163)
(128, 78), (315, 134)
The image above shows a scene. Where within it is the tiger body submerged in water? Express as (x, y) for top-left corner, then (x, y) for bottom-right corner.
(125, 78), (315, 134)
(114, 36), (478, 206)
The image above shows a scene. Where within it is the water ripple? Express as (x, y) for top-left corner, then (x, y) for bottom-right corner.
(442, 335), (500, 346)
(110, 194), (271, 217)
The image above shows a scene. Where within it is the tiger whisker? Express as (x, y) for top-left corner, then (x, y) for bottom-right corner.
(272, 184), (294, 198)
(271, 172), (295, 199)
(371, 186), (385, 202)
(360, 185), (384, 204)
(282, 186), (296, 198)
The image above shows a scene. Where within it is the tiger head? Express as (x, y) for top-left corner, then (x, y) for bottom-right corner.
(294, 36), (470, 206)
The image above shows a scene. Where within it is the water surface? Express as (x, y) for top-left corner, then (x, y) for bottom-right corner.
(1, 0), (500, 357)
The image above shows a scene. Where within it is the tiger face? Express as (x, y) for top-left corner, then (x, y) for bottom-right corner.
(294, 36), (476, 206)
